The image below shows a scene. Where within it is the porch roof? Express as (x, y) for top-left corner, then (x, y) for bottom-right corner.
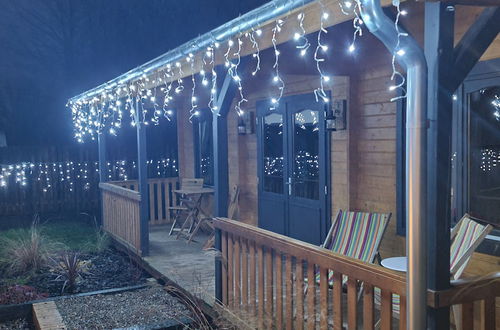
(68, 0), (395, 104)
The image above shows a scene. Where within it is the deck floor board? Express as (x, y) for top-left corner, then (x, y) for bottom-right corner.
(144, 225), (216, 305)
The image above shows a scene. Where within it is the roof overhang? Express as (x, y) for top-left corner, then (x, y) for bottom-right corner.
(68, 0), (394, 104)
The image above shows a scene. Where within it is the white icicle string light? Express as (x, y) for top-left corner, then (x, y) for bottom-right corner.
(248, 27), (261, 76)
(295, 12), (310, 57)
(208, 45), (218, 113)
(313, 7), (330, 103)
(389, 0), (408, 101)
(270, 19), (285, 110)
(162, 66), (174, 120)
(188, 52), (198, 120)
(175, 61), (184, 94)
(233, 35), (247, 116)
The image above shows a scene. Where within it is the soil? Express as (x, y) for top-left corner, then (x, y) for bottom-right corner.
(56, 285), (191, 329)
(28, 248), (150, 296)
(0, 248), (150, 303)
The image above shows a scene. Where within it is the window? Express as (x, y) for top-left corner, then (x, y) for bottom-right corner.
(194, 109), (214, 186)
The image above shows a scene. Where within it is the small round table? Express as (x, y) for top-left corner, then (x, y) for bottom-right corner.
(381, 256), (407, 272)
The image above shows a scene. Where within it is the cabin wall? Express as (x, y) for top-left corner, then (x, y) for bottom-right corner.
(175, 3), (500, 270)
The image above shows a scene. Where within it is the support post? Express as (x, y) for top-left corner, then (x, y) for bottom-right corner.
(136, 99), (149, 256)
(425, 3), (455, 329)
(97, 132), (107, 226)
(213, 61), (246, 302)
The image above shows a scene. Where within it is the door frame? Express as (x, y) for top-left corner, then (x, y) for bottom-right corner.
(256, 92), (331, 243)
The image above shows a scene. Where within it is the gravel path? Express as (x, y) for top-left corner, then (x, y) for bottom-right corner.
(56, 285), (191, 329)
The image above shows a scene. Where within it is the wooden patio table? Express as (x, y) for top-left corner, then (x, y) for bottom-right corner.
(173, 187), (214, 242)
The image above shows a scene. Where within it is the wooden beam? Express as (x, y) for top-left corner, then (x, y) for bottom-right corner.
(424, 2), (455, 329)
(450, 7), (500, 91)
(136, 99), (149, 256)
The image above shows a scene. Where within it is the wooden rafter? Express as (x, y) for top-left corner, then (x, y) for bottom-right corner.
(450, 6), (500, 91)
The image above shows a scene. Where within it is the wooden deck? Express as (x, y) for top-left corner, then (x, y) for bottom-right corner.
(143, 225), (216, 305)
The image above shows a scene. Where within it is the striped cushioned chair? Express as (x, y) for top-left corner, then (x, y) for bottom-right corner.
(376, 214), (493, 319)
(316, 210), (391, 285)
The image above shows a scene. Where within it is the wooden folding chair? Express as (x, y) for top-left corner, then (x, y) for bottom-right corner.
(375, 214), (493, 328)
(200, 185), (240, 248)
(304, 210), (391, 294)
(168, 178), (204, 236)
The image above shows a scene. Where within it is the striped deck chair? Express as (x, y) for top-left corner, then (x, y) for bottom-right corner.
(316, 210), (391, 286)
(376, 214), (493, 321)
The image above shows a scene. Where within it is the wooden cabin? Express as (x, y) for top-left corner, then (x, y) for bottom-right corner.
(69, 0), (500, 328)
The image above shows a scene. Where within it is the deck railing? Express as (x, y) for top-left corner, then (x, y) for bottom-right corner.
(109, 177), (179, 225)
(214, 218), (408, 329)
(100, 182), (142, 255)
(428, 272), (500, 329)
(214, 218), (500, 329)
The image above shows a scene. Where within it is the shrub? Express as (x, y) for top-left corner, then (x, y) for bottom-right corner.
(0, 215), (52, 275)
(49, 251), (90, 293)
(80, 213), (110, 253)
(0, 285), (48, 305)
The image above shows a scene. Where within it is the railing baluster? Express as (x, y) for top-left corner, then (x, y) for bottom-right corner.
(481, 297), (495, 330)
(234, 236), (241, 309)
(461, 302), (474, 330)
(158, 181), (164, 222)
(296, 259), (304, 330)
(363, 283), (374, 330)
(320, 265), (328, 330)
(227, 233), (234, 308)
(149, 182), (155, 223)
(249, 240), (257, 317)
(333, 272), (343, 329)
(258, 245), (265, 329)
(221, 231), (228, 305)
(347, 277), (357, 329)
(380, 290), (392, 330)
(307, 262), (315, 330)
(265, 248), (273, 329)
(285, 255), (293, 330)
(399, 295), (407, 330)
(276, 251), (283, 329)
(241, 238), (249, 311)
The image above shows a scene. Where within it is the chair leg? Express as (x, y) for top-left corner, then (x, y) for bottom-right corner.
(169, 210), (181, 236)
(188, 217), (205, 243)
(177, 212), (193, 239)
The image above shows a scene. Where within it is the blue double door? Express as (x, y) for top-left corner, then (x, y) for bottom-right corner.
(257, 93), (330, 245)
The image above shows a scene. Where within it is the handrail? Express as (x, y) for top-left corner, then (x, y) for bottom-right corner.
(99, 182), (141, 201)
(428, 272), (500, 308)
(214, 217), (407, 293)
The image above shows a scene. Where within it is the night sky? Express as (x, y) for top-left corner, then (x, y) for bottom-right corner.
(0, 0), (268, 147)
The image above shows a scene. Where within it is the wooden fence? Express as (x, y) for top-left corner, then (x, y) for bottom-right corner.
(100, 182), (142, 255)
(109, 177), (180, 225)
(214, 218), (500, 329)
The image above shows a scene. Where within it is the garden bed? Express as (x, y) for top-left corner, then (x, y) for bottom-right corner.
(0, 318), (32, 330)
(56, 285), (191, 329)
(0, 215), (150, 305)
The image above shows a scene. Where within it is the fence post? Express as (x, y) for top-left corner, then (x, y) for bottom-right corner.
(98, 131), (107, 226)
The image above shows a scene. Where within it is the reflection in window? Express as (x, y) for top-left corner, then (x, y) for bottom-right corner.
(263, 113), (284, 194)
(293, 110), (319, 200)
(195, 111), (213, 186)
(469, 86), (500, 224)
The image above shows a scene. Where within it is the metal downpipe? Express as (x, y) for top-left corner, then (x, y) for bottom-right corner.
(359, 1), (428, 329)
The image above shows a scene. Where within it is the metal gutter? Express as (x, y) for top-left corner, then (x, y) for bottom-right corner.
(359, 1), (428, 329)
(69, 0), (317, 103)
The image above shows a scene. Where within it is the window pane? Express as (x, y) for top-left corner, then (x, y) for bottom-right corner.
(292, 109), (319, 200)
(263, 113), (284, 194)
(198, 117), (213, 186)
(469, 86), (500, 223)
